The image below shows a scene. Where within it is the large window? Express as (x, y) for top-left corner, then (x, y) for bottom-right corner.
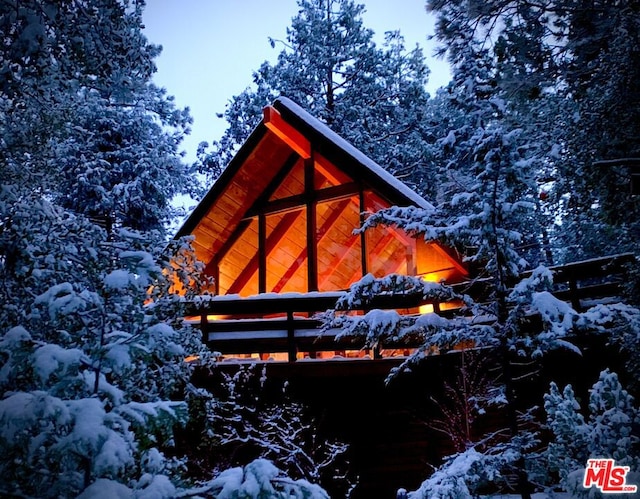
(214, 156), (462, 297)
(218, 218), (259, 296)
(266, 208), (307, 293)
(364, 191), (417, 278)
(317, 195), (362, 291)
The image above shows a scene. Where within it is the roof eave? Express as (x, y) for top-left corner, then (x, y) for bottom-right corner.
(273, 96), (434, 211)
(174, 123), (268, 239)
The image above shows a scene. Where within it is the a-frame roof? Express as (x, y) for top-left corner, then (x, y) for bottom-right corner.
(175, 97), (433, 268)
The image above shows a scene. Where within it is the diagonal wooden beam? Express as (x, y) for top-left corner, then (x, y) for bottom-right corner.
(245, 152), (300, 218)
(318, 227), (361, 290)
(204, 153), (299, 285)
(341, 229), (397, 288)
(204, 218), (252, 277)
(227, 209), (302, 295)
(270, 249), (308, 294)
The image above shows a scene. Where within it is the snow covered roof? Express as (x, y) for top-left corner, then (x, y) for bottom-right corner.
(176, 98), (433, 243)
(272, 97), (434, 211)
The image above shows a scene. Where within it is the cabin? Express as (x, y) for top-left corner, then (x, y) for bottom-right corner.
(174, 98), (637, 497)
(175, 97), (467, 362)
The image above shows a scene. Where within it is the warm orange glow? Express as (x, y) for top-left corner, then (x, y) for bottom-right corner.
(418, 272), (439, 283)
(453, 340), (476, 351)
(314, 153), (352, 187)
(184, 314), (229, 323)
(184, 355), (200, 363)
(419, 271), (441, 316)
(380, 348), (416, 358)
(419, 303), (434, 314)
(174, 103), (472, 364)
(440, 301), (463, 311)
(417, 241), (467, 283)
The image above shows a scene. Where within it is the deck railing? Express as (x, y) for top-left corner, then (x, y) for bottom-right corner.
(185, 253), (636, 362)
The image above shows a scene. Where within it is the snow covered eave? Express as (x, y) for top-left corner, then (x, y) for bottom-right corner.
(273, 96), (434, 211)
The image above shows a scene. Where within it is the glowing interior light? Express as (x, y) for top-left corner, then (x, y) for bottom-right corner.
(419, 303), (434, 314)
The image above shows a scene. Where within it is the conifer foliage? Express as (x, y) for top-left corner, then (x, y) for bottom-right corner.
(1, 0), (195, 231)
(197, 0), (436, 195)
(426, 0), (640, 260)
(544, 371), (640, 497)
(321, 15), (582, 499)
(0, 0), (208, 496)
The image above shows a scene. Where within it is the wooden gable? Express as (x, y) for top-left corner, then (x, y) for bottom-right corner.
(175, 98), (466, 297)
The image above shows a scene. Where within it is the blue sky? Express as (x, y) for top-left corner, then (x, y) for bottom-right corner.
(143, 1), (450, 163)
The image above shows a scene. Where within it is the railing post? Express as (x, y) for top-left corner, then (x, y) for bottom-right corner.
(569, 279), (581, 311)
(200, 310), (208, 344)
(287, 310), (296, 362)
(373, 345), (382, 359)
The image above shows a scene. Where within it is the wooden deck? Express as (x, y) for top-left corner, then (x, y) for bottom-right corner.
(185, 253), (636, 362)
(187, 253), (636, 498)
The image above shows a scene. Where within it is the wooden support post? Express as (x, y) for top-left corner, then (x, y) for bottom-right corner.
(212, 258), (220, 295)
(569, 279), (581, 311)
(373, 344), (382, 359)
(305, 155), (318, 292)
(227, 210), (301, 295)
(359, 187), (368, 277)
(258, 214), (266, 294)
(287, 310), (296, 362)
(200, 312), (208, 343)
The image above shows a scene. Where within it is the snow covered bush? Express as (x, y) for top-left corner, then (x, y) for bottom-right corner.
(586, 371), (639, 468)
(544, 370), (640, 497)
(204, 458), (329, 499)
(408, 446), (522, 499)
(180, 364), (354, 497)
(544, 382), (590, 483)
(0, 202), (213, 497)
(578, 303), (640, 393)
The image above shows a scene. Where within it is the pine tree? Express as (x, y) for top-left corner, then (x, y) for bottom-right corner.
(426, 0), (640, 261)
(543, 371), (640, 496)
(322, 31), (581, 498)
(0, 3), (337, 495)
(0, 1), (213, 495)
(587, 370), (639, 468)
(544, 382), (589, 482)
(0, 0), (196, 233)
(197, 0), (437, 196)
(0, 201), (215, 497)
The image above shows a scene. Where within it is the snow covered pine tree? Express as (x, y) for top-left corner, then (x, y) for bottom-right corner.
(544, 370), (640, 497)
(0, 0), (207, 496)
(322, 28), (585, 499)
(0, 1), (333, 496)
(197, 0), (439, 198)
